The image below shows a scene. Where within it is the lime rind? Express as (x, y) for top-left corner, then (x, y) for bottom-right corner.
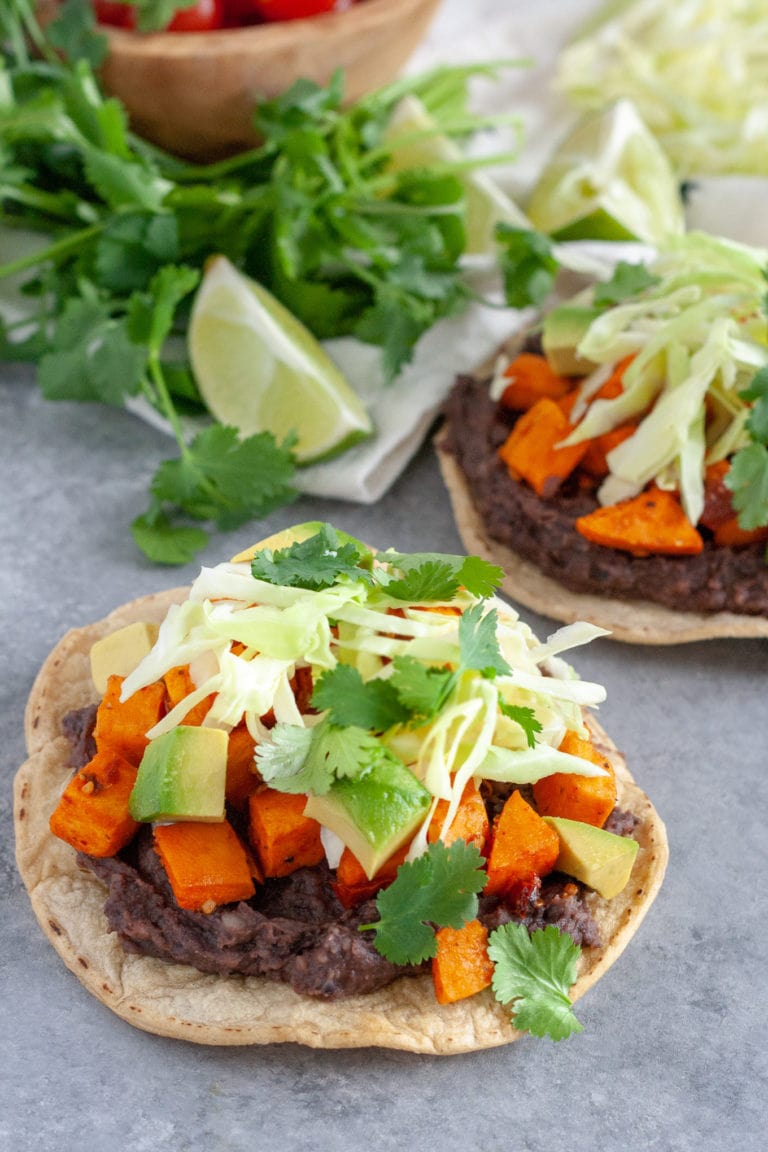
(527, 99), (685, 246)
(188, 257), (373, 466)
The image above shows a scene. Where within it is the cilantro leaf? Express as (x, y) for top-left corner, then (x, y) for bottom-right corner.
(311, 665), (411, 732)
(256, 718), (392, 796)
(130, 511), (208, 566)
(360, 840), (487, 966)
(496, 225), (559, 309)
(487, 923), (583, 1041)
(38, 296), (147, 406)
(389, 656), (454, 720)
(46, 0), (108, 68)
(725, 441), (768, 530)
(150, 425), (297, 527)
(498, 701), (542, 750)
(378, 550), (502, 601)
(250, 523), (370, 589)
(740, 364), (768, 444)
(458, 603), (511, 678)
(384, 560), (461, 603)
(458, 554), (505, 598)
(592, 261), (660, 308)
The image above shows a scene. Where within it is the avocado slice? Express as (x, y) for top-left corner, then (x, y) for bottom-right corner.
(304, 758), (431, 880)
(230, 521), (372, 567)
(542, 305), (602, 377)
(90, 622), (159, 695)
(544, 815), (639, 899)
(129, 726), (228, 823)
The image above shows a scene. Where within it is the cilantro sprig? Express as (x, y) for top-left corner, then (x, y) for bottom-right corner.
(359, 842), (583, 1040)
(727, 364), (768, 536)
(256, 717), (397, 796)
(488, 922), (583, 1041)
(359, 840), (487, 965)
(310, 597), (512, 731)
(0, 5), (549, 563)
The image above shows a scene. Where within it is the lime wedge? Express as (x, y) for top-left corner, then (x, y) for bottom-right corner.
(188, 257), (373, 465)
(384, 94), (529, 255)
(526, 100), (685, 245)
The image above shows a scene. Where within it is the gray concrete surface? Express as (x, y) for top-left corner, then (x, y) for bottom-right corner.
(2, 357), (767, 1152)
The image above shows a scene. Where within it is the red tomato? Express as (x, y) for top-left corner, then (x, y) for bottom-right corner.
(93, 1), (133, 25)
(253, 0), (352, 22)
(221, 0), (264, 25)
(167, 0), (225, 31)
(93, 1), (225, 31)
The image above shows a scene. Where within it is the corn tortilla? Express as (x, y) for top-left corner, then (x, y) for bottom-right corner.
(15, 588), (668, 1053)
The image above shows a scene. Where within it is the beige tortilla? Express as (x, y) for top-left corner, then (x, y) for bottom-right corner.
(436, 423), (768, 645)
(15, 590), (668, 1053)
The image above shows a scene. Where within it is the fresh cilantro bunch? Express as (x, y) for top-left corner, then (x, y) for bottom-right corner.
(0, 3), (551, 563)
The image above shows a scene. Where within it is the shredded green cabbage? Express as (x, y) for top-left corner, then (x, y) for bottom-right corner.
(557, 0), (768, 176)
(561, 232), (768, 523)
(121, 546), (609, 861)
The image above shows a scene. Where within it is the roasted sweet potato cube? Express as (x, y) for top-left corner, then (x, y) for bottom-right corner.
(248, 788), (324, 878)
(333, 843), (409, 909)
(433, 919), (494, 1005)
(427, 779), (489, 853)
(163, 664), (214, 726)
(154, 820), (255, 912)
(225, 723), (258, 807)
(49, 747), (139, 858)
(498, 397), (589, 498)
(93, 674), (166, 766)
(484, 789), (560, 897)
(533, 731), (616, 828)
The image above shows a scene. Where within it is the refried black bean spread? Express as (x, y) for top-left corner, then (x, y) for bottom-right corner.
(441, 371), (768, 617)
(66, 713), (617, 1001)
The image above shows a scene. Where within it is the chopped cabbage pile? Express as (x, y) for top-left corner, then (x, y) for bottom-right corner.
(562, 232), (768, 524)
(557, 0), (768, 176)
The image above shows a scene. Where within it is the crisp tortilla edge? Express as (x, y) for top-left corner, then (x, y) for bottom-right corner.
(435, 423), (768, 644)
(14, 589), (668, 1054)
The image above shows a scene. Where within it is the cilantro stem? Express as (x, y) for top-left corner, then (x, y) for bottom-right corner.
(146, 351), (190, 457)
(0, 223), (105, 280)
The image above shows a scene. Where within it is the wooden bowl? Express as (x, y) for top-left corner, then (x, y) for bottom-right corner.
(51, 0), (443, 160)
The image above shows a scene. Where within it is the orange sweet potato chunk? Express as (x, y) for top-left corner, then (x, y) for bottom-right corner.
(575, 486), (704, 556)
(49, 747), (139, 858)
(93, 674), (166, 766)
(484, 789), (560, 898)
(499, 353), (572, 411)
(248, 788), (324, 878)
(498, 397), (590, 498)
(163, 664), (214, 726)
(532, 731), (616, 828)
(153, 820), (255, 912)
(333, 843), (409, 909)
(427, 779), (489, 854)
(433, 919), (494, 1005)
(225, 723), (258, 807)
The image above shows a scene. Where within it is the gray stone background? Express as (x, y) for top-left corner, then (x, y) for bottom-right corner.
(2, 1), (767, 1148)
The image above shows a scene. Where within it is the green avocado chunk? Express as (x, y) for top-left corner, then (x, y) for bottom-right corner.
(304, 758), (431, 880)
(89, 621), (159, 695)
(543, 815), (639, 899)
(542, 304), (602, 377)
(129, 726), (228, 823)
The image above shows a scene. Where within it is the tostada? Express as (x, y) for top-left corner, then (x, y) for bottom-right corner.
(438, 233), (768, 643)
(15, 523), (667, 1053)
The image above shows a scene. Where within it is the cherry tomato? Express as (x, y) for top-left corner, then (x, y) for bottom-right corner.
(253, 0), (352, 22)
(221, 0), (264, 25)
(93, 1), (133, 26)
(167, 0), (225, 31)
